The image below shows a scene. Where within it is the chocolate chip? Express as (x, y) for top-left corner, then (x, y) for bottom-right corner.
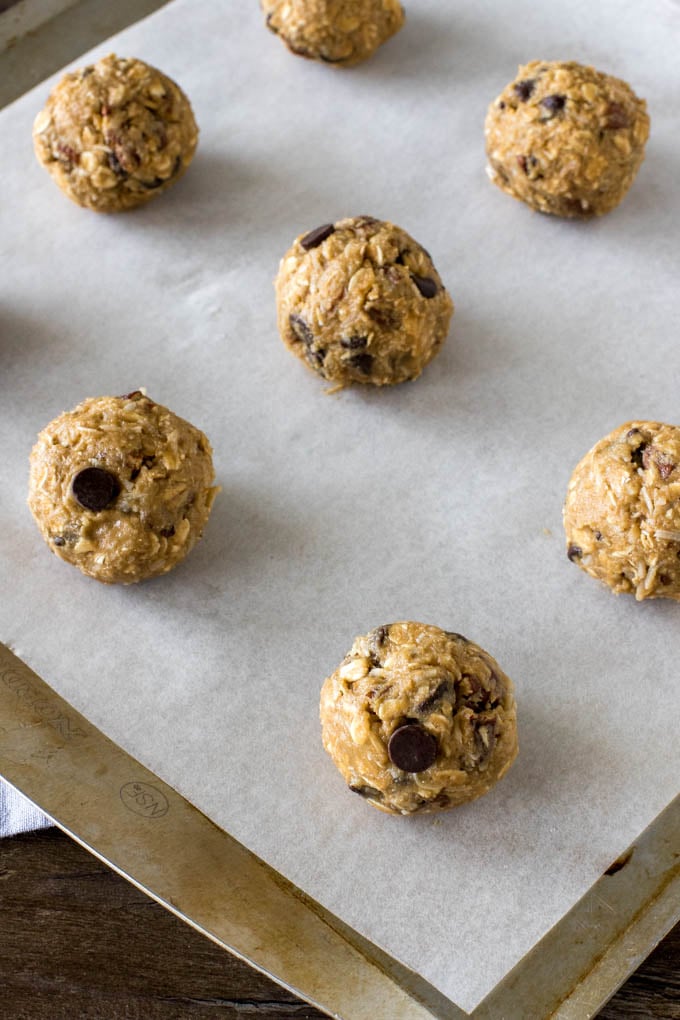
(368, 625), (389, 666)
(353, 215), (379, 229)
(160, 525), (175, 538)
(388, 724), (438, 773)
(52, 536), (66, 547)
(411, 274), (438, 299)
(287, 42), (313, 58)
(72, 467), (120, 512)
(307, 348), (326, 368)
(300, 223), (335, 251)
(513, 79), (536, 101)
(107, 151), (128, 177)
(120, 390), (145, 401)
(417, 679), (454, 714)
(605, 102), (630, 130)
(372, 625), (389, 645)
(305, 346), (327, 373)
(567, 544), (582, 562)
(367, 304), (402, 330)
(659, 573), (672, 586)
(139, 156), (181, 191)
(517, 155), (528, 173)
(349, 353), (373, 374)
(498, 101), (506, 110)
(289, 313), (314, 346)
(631, 442), (649, 469)
(541, 94), (566, 114)
(341, 335), (368, 350)
(594, 530), (603, 541)
(349, 783), (382, 800)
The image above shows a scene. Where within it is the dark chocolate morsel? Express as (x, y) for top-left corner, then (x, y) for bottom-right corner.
(349, 783), (382, 800)
(368, 624), (389, 667)
(388, 724), (438, 773)
(341, 335), (368, 350)
(513, 79), (536, 102)
(367, 303), (402, 330)
(300, 223), (335, 251)
(417, 679), (454, 714)
(631, 441), (648, 469)
(445, 631), (469, 643)
(72, 467), (120, 512)
(371, 625), (390, 646)
(289, 313), (314, 346)
(349, 353), (374, 374)
(52, 536), (66, 547)
(411, 274), (438, 299)
(567, 544), (582, 562)
(107, 151), (128, 177)
(306, 347), (326, 372)
(541, 94), (566, 114)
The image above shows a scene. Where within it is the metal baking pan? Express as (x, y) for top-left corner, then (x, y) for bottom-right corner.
(2, 642), (678, 1020)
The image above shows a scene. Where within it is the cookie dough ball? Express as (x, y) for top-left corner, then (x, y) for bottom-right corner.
(262, 0), (404, 67)
(33, 53), (198, 212)
(28, 391), (218, 584)
(484, 60), (649, 218)
(564, 421), (680, 601)
(320, 623), (518, 815)
(275, 216), (454, 387)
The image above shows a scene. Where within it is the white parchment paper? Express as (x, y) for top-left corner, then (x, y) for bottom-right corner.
(1, 0), (680, 1010)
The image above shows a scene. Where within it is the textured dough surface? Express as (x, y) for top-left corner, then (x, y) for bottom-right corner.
(262, 0), (404, 66)
(485, 60), (649, 218)
(275, 216), (454, 387)
(320, 622), (518, 815)
(33, 53), (198, 212)
(564, 421), (680, 601)
(28, 392), (218, 584)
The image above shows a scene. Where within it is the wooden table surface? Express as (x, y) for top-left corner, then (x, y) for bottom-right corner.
(0, 829), (677, 1019)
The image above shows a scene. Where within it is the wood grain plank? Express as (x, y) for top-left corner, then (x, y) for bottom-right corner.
(0, 829), (677, 1019)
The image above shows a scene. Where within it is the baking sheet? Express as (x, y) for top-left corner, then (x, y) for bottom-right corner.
(1, 0), (679, 1011)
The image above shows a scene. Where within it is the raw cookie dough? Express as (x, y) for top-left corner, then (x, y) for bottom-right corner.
(33, 53), (198, 212)
(275, 216), (454, 387)
(28, 391), (218, 584)
(564, 421), (680, 601)
(262, 0), (404, 67)
(320, 622), (518, 815)
(484, 60), (649, 218)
